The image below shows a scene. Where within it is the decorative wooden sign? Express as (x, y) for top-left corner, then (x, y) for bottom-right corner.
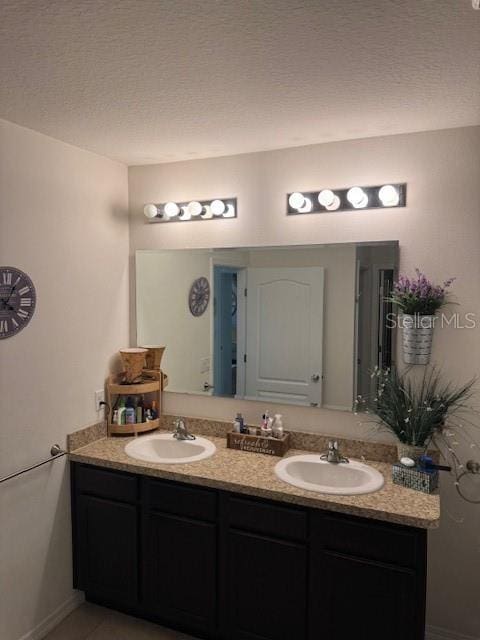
(227, 431), (290, 457)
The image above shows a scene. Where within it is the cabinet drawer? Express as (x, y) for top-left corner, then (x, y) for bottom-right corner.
(227, 495), (307, 542)
(75, 464), (138, 503)
(312, 511), (424, 568)
(144, 478), (217, 521)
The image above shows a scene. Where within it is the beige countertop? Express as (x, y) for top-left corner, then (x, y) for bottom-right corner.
(69, 430), (440, 529)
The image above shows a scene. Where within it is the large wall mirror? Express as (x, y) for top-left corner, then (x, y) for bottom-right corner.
(136, 242), (398, 411)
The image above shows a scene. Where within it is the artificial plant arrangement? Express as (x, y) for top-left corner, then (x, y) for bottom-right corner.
(356, 366), (478, 486)
(387, 269), (456, 364)
(388, 269), (455, 316)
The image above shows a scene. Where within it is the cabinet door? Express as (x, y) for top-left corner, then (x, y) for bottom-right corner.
(309, 550), (418, 640)
(226, 530), (307, 640)
(143, 511), (217, 635)
(309, 512), (426, 640)
(77, 495), (138, 605)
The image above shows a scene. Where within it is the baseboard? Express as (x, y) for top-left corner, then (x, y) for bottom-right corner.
(426, 625), (480, 640)
(18, 591), (84, 640)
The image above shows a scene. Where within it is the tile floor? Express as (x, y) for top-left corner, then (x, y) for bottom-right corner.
(42, 602), (198, 640)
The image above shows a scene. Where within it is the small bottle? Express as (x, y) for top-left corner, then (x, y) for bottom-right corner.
(261, 416), (273, 438)
(136, 395), (145, 423)
(236, 413), (247, 433)
(272, 414), (284, 439)
(125, 396), (135, 424)
(151, 400), (158, 420)
(117, 397), (126, 425)
(233, 418), (241, 433)
(112, 409), (119, 425)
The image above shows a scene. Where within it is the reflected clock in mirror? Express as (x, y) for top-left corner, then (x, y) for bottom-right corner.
(136, 242), (398, 410)
(0, 266), (36, 339)
(189, 277), (210, 317)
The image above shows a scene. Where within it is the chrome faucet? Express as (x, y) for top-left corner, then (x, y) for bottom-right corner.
(172, 418), (196, 441)
(321, 440), (349, 464)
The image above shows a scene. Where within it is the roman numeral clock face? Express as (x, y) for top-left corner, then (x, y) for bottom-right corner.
(0, 267), (36, 339)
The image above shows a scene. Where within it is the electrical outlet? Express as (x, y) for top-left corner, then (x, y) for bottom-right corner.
(95, 389), (105, 412)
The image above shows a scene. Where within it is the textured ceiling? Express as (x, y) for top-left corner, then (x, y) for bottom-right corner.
(1, 0), (479, 165)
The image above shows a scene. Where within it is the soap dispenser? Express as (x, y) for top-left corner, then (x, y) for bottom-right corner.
(272, 414), (284, 439)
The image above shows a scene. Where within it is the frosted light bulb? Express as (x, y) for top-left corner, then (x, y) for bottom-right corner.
(201, 205), (213, 219)
(298, 197), (312, 213)
(187, 201), (203, 217)
(378, 185), (399, 207)
(210, 199), (226, 216)
(143, 204), (158, 219)
(288, 192), (306, 210)
(223, 204), (235, 218)
(164, 201), (180, 217)
(318, 189), (340, 211)
(179, 206), (191, 220)
(347, 187), (368, 208)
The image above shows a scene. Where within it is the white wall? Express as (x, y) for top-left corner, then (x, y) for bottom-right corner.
(136, 250), (211, 393)
(0, 119), (130, 640)
(129, 126), (480, 638)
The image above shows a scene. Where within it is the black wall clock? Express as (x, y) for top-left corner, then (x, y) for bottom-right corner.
(0, 266), (36, 339)
(189, 277), (210, 317)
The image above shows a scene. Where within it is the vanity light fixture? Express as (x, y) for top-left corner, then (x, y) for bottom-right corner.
(287, 183), (406, 216)
(143, 197), (237, 223)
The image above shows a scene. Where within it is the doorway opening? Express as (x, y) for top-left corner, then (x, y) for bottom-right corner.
(213, 266), (239, 397)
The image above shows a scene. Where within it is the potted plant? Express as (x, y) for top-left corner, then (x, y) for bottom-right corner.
(388, 269), (455, 364)
(363, 367), (475, 462)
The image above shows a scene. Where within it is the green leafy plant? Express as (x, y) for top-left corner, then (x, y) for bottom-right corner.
(358, 367), (476, 447)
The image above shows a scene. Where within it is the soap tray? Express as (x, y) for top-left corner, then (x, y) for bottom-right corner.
(227, 430), (291, 457)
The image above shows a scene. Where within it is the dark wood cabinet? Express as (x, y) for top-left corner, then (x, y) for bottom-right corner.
(71, 462), (428, 640)
(143, 510), (217, 634)
(309, 512), (427, 640)
(226, 530), (307, 640)
(76, 494), (138, 606)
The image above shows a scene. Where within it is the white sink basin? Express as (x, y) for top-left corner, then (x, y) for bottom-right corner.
(124, 433), (216, 464)
(275, 454), (384, 495)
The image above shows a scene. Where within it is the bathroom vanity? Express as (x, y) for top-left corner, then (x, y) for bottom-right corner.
(70, 428), (437, 640)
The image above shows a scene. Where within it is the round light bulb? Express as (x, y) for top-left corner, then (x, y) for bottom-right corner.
(187, 201), (203, 217)
(164, 201), (180, 217)
(378, 185), (399, 207)
(179, 206), (191, 221)
(298, 197), (312, 213)
(318, 189), (341, 210)
(201, 205), (213, 219)
(210, 199), (226, 216)
(288, 192), (306, 210)
(318, 190), (335, 207)
(143, 204), (158, 219)
(347, 187), (368, 208)
(223, 204), (235, 218)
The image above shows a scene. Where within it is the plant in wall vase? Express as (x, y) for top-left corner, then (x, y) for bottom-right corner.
(358, 367), (476, 463)
(388, 269), (455, 365)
